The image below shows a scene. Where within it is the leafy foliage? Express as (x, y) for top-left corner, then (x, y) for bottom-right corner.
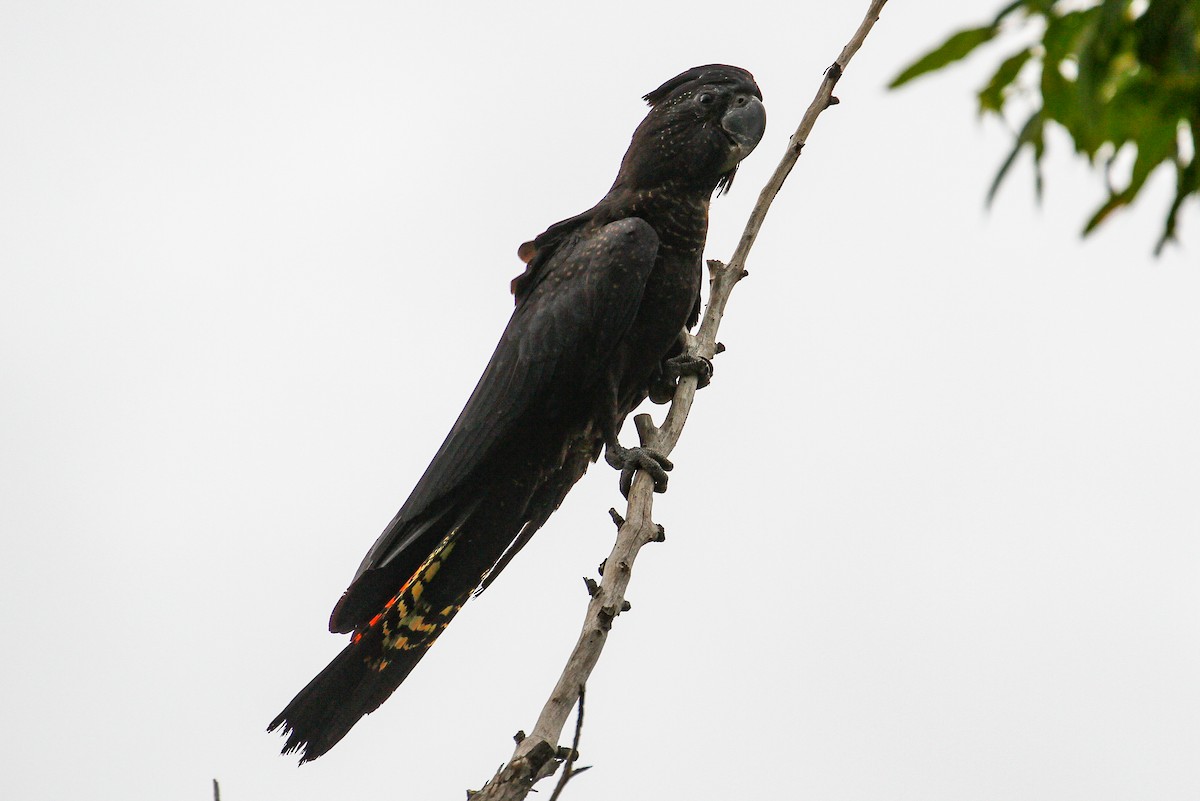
(891, 0), (1200, 254)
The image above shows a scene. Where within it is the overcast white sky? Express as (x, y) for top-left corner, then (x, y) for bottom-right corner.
(2, 2), (1198, 800)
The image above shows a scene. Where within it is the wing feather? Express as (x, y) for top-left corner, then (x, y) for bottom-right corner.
(352, 217), (659, 579)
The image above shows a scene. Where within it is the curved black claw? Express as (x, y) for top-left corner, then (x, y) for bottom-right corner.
(649, 354), (714, 403)
(604, 443), (673, 497)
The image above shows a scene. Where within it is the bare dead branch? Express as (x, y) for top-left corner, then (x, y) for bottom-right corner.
(469, 3), (889, 798)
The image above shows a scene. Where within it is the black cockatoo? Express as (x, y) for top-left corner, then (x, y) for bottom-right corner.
(270, 64), (765, 762)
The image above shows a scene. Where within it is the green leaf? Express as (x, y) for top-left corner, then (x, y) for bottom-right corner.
(1042, 6), (1098, 65)
(987, 108), (1046, 206)
(1155, 127), (1199, 254)
(991, 0), (1032, 26)
(893, 0), (1200, 253)
(1083, 190), (1129, 234)
(1041, 6), (1108, 154)
(978, 48), (1034, 114)
(1084, 122), (1181, 236)
(1136, 0), (1200, 74)
(1130, 121), (1178, 190)
(1118, 98), (1176, 184)
(889, 25), (999, 88)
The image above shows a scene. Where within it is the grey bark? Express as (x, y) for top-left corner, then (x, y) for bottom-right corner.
(469, 3), (890, 797)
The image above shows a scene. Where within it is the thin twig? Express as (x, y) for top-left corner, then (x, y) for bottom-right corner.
(470, 3), (889, 798)
(547, 685), (588, 801)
